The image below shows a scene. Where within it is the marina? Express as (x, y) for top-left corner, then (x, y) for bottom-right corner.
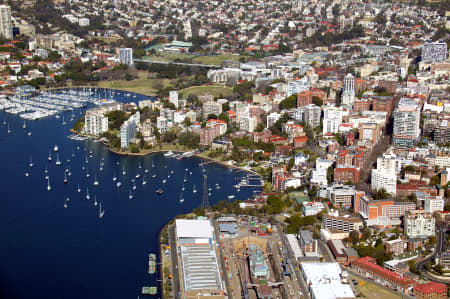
(0, 90), (261, 299)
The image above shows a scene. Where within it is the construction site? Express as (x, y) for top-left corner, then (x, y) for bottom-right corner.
(220, 225), (303, 299)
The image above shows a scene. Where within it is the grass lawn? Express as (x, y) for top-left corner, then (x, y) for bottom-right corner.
(179, 85), (233, 98)
(192, 54), (240, 65)
(355, 280), (401, 299)
(142, 52), (194, 62)
(143, 53), (242, 66)
(98, 71), (172, 96)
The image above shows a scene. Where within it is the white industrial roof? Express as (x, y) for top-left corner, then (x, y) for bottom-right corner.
(310, 284), (355, 299)
(176, 219), (213, 239)
(286, 234), (303, 258)
(301, 262), (343, 285)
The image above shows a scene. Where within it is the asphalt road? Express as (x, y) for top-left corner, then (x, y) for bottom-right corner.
(416, 225), (449, 284)
(169, 224), (180, 298)
(276, 224), (311, 299)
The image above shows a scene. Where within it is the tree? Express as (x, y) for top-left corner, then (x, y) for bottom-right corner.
(350, 230), (359, 245)
(279, 95), (297, 110)
(312, 96), (323, 106)
(218, 112), (229, 123)
(373, 188), (390, 200)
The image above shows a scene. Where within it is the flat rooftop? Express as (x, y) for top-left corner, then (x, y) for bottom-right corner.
(176, 219), (213, 240)
(180, 244), (223, 292)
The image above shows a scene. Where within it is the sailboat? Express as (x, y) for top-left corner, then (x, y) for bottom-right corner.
(152, 159), (155, 168)
(112, 171), (117, 182)
(162, 178), (167, 184)
(77, 184), (81, 192)
(55, 153), (61, 166)
(99, 202), (105, 219)
(132, 182), (136, 190)
(136, 173), (140, 179)
(86, 168), (90, 178)
(62, 115), (66, 125)
(22, 121), (26, 129)
(86, 188), (90, 200)
(93, 174), (99, 186)
(116, 181), (122, 187)
(183, 173), (187, 183)
(68, 166), (72, 176)
(48, 150), (52, 161)
(129, 190), (133, 199)
(122, 166), (126, 176)
(152, 174), (157, 178)
(179, 193), (184, 203)
(54, 145), (58, 152)
(167, 169), (170, 179)
(64, 198), (68, 209)
(94, 196), (98, 207)
(29, 155), (33, 167)
(182, 183), (185, 191)
(47, 177), (51, 191)
(64, 172), (68, 184)
(138, 162), (142, 169)
(142, 175), (147, 185)
(193, 184), (197, 193)
(7, 123), (11, 134)
(2, 119), (5, 125)
(144, 169), (149, 173)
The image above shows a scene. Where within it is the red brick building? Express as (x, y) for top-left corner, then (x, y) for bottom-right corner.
(253, 128), (272, 143)
(353, 98), (371, 112)
(297, 90), (313, 107)
(372, 96), (394, 117)
(351, 257), (415, 293)
(269, 135), (287, 145)
(275, 145), (292, 156)
(414, 282), (447, 299)
(310, 88), (327, 102)
(293, 136), (308, 148)
(334, 166), (360, 184)
(199, 125), (220, 146)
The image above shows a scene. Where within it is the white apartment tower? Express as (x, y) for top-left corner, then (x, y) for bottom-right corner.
(323, 106), (343, 135)
(118, 48), (134, 66)
(393, 106), (420, 147)
(341, 73), (355, 106)
(169, 91), (179, 108)
(304, 104), (321, 128)
(372, 150), (397, 195)
(84, 110), (109, 136)
(404, 211), (435, 238)
(0, 5), (12, 40)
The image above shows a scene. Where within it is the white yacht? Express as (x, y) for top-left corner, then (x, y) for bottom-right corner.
(29, 155), (33, 168)
(99, 202), (105, 219)
(94, 196), (98, 207)
(55, 154), (61, 166)
(86, 188), (90, 200)
(47, 177), (51, 192)
(48, 150), (52, 161)
(54, 145), (59, 152)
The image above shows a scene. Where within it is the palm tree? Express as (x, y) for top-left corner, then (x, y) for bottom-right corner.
(373, 188), (390, 200)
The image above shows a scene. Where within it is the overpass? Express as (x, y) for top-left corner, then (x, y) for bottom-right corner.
(134, 59), (220, 68)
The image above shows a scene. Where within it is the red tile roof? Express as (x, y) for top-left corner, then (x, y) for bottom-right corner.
(352, 257), (414, 288)
(414, 282), (447, 294)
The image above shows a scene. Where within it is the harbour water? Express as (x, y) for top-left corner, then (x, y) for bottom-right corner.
(0, 90), (261, 298)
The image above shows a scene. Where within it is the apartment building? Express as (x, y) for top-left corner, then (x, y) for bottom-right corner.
(404, 211), (435, 238)
(322, 213), (363, 233)
(298, 230), (319, 257)
(84, 109), (108, 136)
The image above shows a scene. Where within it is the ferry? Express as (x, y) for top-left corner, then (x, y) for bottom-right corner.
(141, 287), (157, 295)
(148, 253), (156, 274)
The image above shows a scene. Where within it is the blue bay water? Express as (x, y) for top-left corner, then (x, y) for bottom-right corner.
(0, 91), (260, 298)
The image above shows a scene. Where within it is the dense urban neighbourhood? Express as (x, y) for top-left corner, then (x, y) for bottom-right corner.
(1, 0), (450, 298)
